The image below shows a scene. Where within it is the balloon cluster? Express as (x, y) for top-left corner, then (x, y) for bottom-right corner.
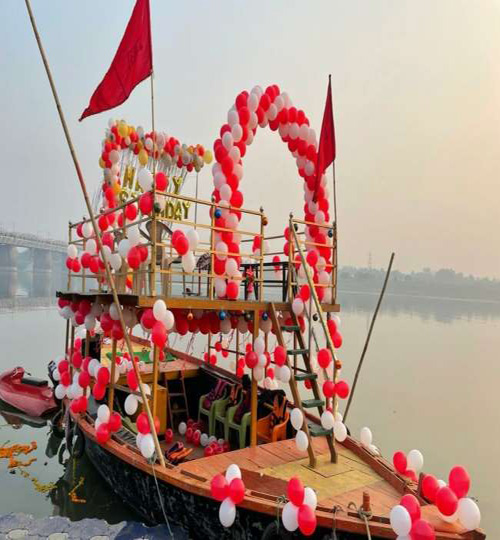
(390, 494), (435, 539)
(210, 85), (332, 301)
(136, 412), (158, 459)
(100, 119), (212, 210)
(320, 409), (347, 442)
(282, 477), (317, 536)
(393, 449), (424, 483)
(95, 404), (123, 445)
(243, 338), (277, 389)
(272, 345), (291, 383)
(421, 466), (480, 531)
(210, 464), (246, 528)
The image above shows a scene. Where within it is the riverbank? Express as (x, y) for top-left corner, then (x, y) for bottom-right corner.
(0, 514), (180, 540)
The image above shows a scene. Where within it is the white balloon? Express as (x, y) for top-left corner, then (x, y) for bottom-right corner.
(214, 278), (227, 298)
(97, 404), (110, 423)
(257, 353), (267, 368)
(118, 238), (130, 258)
(109, 302), (120, 321)
(138, 168), (153, 191)
(128, 226), (141, 246)
(200, 433), (209, 447)
(86, 238), (97, 255)
(253, 337), (265, 355)
(225, 258), (238, 277)
(437, 479), (447, 488)
(84, 314), (96, 331)
(219, 498), (236, 528)
(227, 109), (239, 126)
(89, 358), (101, 377)
(140, 434), (155, 459)
(292, 298), (304, 316)
(82, 222), (93, 238)
(178, 421), (187, 435)
(124, 394), (138, 415)
(231, 123), (243, 142)
(162, 309), (175, 331)
(457, 498), (481, 530)
(390, 505), (412, 536)
(182, 252), (196, 273)
(215, 241), (228, 260)
(280, 365), (291, 383)
(253, 366), (265, 382)
(225, 464), (241, 484)
(290, 408), (304, 430)
(360, 427), (373, 447)
(53, 369), (61, 382)
(222, 131), (233, 150)
(303, 487), (317, 510)
(321, 411), (335, 430)
(295, 429), (309, 452)
(153, 299), (167, 321)
(334, 420), (347, 442)
(110, 253), (122, 271)
(54, 384), (66, 400)
(186, 229), (199, 250)
(67, 244), (77, 259)
(407, 449), (424, 472)
(282, 502), (299, 532)
(220, 183), (232, 202)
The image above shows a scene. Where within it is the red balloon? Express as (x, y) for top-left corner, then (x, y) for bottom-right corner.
(92, 383), (106, 401)
(71, 351), (83, 369)
(204, 445), (215, 457)
(274, 346), (286, 367)
(448, 466), (470, 499)
(210, 473), (228, 501)
(108, 412), (122, 432)
(332, 331), (343, 348)
(421, 474), (440, 503)
(322, 380), (335, 398)
(165, 428), (173, 443)
(77, 396), (88, 413)
(139, 192), (153, 215)
(78, 370), (90, 388)
(287, 476), (305, 507)
(393, 451), (407, 474)
(192, 430), (201, 447)
(229, 477), (245, 504)
(400, 494), (421, 523)
(155, 172), (168, 191)
(226, 281), (239, 300)
(125, 203), (138, 221)
(141, 308), (155, 330)
(410, 519), (436, 540)
(152, 321), (167, 348)
(72, 259), (81, 273)
(98, 214), (109, 231)
(334, 380), (350, 399)
(102, 232), (114, 249)
(327, 318), (337, 337)
(245, 351), (258, 369)
(100, 313), (113, 332)
(89, 256), (100, 274)
(185, 427), (193, 442)
(127, 246), (141, 269)
(97, 366), (110, 386)
(317, 348), (332, 369)
(96, 423), (110, 444)
(126, 369), (138, 391)
(136, 412), (150, 435)
(58, 360), (69, 374)
(174, 234), (189, 255)
(435, 486), (458, 516)
(60, 371), (71, 387)
(298, 504), (317, 536)
(298, 285), (310, 302)
(306, 250), (318, 267)
(111, 321), (124, 340)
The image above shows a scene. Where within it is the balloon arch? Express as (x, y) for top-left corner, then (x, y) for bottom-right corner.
(209, 84), (333, 300)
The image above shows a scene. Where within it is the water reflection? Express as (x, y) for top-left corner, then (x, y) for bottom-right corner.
(339, 289), (500, 323)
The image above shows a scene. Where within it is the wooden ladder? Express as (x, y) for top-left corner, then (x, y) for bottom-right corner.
(165, 373), (189, 429)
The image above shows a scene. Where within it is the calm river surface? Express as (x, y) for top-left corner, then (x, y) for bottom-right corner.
(0, 289), (498, 536)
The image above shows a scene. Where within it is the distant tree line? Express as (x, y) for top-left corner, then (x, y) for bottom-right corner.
(338, 266), (500, 302)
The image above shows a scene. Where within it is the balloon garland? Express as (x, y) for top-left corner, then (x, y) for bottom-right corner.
(210, 85), (334, 301)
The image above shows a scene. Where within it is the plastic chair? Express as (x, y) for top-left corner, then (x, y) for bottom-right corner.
(198, 382), (229, 435)
(225, 399), (251, 449)
(257, 409), (290, 443)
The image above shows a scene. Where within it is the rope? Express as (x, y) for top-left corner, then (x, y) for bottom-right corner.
(347, 502), (372, 540)
(151, 460), (174, 538)
(330, 504), (343, 540)
(275, 494), (287, 532)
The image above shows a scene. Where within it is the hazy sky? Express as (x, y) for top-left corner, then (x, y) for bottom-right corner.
(2, 1), (499, 277)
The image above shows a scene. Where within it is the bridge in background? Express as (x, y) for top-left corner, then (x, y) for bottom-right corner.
(0, 229), (67, 297)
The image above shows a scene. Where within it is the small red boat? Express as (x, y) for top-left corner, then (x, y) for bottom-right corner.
(0, 367), (57, 417)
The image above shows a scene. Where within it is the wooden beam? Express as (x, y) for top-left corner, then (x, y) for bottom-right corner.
(108, 339), (117, 414)
(152, 345), (159, 417)
(250, 309), (259, 447)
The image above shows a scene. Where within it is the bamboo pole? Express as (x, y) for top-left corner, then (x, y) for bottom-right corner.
(250, 310), (259, 447)
(343, 253), (395, 422)
(24, 0), (165, 467)
(108, 339), (117, 413)
(84, 330), (90, 359)
(152, 345), (159, 416)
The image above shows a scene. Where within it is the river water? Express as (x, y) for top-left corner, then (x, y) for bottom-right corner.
(0, 289), (498, 536)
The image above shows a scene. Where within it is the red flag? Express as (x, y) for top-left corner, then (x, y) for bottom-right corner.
(79, 0), (152, 121)
(314, 76), (336, 199)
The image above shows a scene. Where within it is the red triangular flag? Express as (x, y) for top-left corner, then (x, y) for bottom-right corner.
(314, 76), (336, 199)
(79, 0), (152, 121)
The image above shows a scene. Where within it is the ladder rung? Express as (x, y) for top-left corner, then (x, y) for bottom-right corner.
(301, 398), (324, 409)
(287, 348), (308, 355)
(281, 325), (300, 332)
(308, 424), (332, 437)
(294, 372), (318, 381)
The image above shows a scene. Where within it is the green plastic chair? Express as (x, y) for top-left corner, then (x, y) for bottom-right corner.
(214, 393), (241, 439)
(225, 399), (251, 449)
(198, 393), (229, 436)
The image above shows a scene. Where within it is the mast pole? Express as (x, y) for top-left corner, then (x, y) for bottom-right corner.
(24, 0), (165, 468)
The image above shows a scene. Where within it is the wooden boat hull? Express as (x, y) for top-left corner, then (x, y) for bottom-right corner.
(82, 427), (367, 540)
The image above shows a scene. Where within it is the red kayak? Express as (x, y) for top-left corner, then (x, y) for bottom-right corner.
(0, 367), (57, 417)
